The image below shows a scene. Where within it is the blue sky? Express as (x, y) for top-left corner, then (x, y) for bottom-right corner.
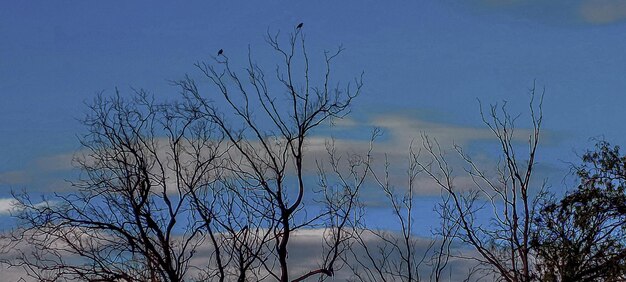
(1, 1), (626, 227)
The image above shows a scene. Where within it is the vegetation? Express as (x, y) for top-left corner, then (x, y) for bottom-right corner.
(533, 141), (626, 281)
(2, 27), (625, 282)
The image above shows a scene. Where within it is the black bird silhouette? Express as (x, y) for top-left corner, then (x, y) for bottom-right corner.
(296, 22), (303, 29)
(217, 49), (223, 56)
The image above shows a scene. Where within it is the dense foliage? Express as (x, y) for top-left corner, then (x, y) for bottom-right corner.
(533, 141), (626, 281)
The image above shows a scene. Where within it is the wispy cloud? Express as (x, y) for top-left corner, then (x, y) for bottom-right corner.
(34, 152), (75, 172)
(0, 171), (28, 186)
(4, 112), (557, 199)
(0, 152), (75, 190)
(579, 0), (626, 24)
(460, 0), (626, 25)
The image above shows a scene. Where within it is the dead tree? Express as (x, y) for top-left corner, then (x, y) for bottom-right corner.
(418, 86), (545, 282)
(1, 26), (365, 282)
(175, 26), (364, 282)
(3, 92), (227, 282)
(345, 142), (458, 282)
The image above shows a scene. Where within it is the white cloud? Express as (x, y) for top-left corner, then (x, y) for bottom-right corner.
(0, 198), (53, 216)
(370, 114), (502, 149)
(0, 198), (18, 215)
(0, 264), (28, 282)
(0, 228), (481, 281)
(9, 112), (546, 200)
(306, 113), (539, 196)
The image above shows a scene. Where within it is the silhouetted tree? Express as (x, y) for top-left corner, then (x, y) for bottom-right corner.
(2, 26), (365, 282)
(345, 142), (459, 282)
(419, 87), (545, 282)
(532, 141), (626, 281)
(3, 92), (225, 282)
(175, 26), (365, 281)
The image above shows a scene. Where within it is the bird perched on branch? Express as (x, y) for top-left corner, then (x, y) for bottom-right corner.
(296, 22), (303, 29)
(217, 49), (223, 56)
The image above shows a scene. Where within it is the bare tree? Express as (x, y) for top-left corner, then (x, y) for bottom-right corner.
(2, 92), (227, 282)
(314, 135), (376, 282)
(345, 142), (458, 282)
(2, 26), (366, 282)
(418, 86), (545, 282)
(174, 26), (364, 281)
